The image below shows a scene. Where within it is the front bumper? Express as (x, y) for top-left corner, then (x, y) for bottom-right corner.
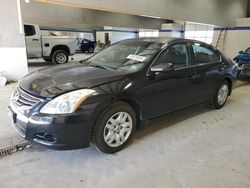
(8, 102), (96, 150)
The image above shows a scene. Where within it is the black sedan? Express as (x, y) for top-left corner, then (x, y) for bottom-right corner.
(8, 38), (238, 153)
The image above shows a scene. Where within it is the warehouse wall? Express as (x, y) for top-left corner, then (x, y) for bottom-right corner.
(159, 23), (184, 38)
(21, 1), (168, 30)
(37, 0), (248, 26)
(213, 18), (250, 59)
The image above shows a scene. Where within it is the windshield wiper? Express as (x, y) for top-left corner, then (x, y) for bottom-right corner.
(90, 64), (110, 70)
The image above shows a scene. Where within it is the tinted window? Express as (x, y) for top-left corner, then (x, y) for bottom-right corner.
(154, 43), (190, 69)
(192, 43), (220, 64)
(24, 25), (36, 36)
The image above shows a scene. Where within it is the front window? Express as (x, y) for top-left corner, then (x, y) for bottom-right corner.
(86, 40), (163, 73)
(24, 25), (36, 36)
(154, 43), (191, 69)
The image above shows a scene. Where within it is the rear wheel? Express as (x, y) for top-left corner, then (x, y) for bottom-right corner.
(212, 80), (229, 109)
(92, 102), (136, 153)
(52, 50), (69, 64)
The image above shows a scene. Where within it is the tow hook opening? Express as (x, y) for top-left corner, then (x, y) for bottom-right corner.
(35, 133), (56, 143)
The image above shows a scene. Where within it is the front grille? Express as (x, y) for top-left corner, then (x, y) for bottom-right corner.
(13, 87), (42, 108)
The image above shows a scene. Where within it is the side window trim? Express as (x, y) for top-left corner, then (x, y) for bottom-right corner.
(148, 42), (191, 73)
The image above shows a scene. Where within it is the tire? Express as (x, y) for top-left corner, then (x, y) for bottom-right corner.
(93, 102), (136, 154)
(212, 80), (230, 109)
(52, 50), (69, 64)
(43, 57), (52, 62)
(88, 47), (94, 53)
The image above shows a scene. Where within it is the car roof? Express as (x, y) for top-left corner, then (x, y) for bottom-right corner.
(121, 37), (211, 46)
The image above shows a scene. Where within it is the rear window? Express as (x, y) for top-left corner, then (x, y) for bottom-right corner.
(24, 25), (36, 36)
(192, 43), (221, 64)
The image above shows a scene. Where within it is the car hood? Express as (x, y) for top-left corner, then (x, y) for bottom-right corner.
(19, 63), (128, 98)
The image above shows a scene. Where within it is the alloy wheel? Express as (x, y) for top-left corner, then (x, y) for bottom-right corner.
(103, 112), (133, 147)
(56, 53), (67, 64)
(217, 84), (229, 105)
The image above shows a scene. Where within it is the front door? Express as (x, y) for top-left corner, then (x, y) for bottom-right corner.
(24, 24), (42, 58)
(139, 42), (198, 119)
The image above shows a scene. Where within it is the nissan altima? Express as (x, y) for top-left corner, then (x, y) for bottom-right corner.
(8, 38), (238, 153)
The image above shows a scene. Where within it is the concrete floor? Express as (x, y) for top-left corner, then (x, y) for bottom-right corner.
(0, 79), (250, 187)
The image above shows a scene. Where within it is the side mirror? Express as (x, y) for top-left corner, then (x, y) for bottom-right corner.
(239, 51), (244, 54)
(150, 63), (174, 73)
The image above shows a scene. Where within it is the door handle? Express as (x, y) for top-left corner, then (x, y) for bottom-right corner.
(32, 39), (39, 41)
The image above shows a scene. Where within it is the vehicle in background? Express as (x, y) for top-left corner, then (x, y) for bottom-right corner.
(80, 39), (96, 53)
(234, 47), (250, 77)
(8, 38), (238, 153)
(24, 24), (77, 64)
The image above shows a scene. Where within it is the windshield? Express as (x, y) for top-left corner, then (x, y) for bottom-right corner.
(245, 47), (250, 54)
(85, 40), (163, 73)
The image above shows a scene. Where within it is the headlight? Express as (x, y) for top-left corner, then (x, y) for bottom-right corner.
(40, 89), (96, 114)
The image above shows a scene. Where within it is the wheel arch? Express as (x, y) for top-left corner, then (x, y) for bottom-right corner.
(224, 77), (233, 96)
(90, 97), (143, 146)
(92, 97), (144, 129)
(50, 45), (70, 57)
(119, 97), (143, 128)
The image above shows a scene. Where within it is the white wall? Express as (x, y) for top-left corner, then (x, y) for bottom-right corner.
(111, 32), (137, 44)
(96, 27), (137, 44)
(185, 22), (214, 44)
(213, 18), (250, 59)
(96, 32), (106, 44)
(0, 0), (28, 81)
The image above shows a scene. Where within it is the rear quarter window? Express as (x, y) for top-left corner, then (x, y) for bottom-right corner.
(192, 43), (221, 64)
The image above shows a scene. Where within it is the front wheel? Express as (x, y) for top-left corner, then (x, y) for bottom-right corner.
(52, 50), (69, 64)
(92, 102), (136, 154)
(88, 47), (94, 53)
(212, 80), (230, 109)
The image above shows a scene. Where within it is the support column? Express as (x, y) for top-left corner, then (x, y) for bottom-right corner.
(0, 0), (28, 81)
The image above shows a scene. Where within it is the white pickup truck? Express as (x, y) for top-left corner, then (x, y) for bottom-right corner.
(24, 24), (77, 64)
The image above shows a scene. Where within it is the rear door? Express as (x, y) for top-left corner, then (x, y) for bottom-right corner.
(191, 42), (225, 103)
